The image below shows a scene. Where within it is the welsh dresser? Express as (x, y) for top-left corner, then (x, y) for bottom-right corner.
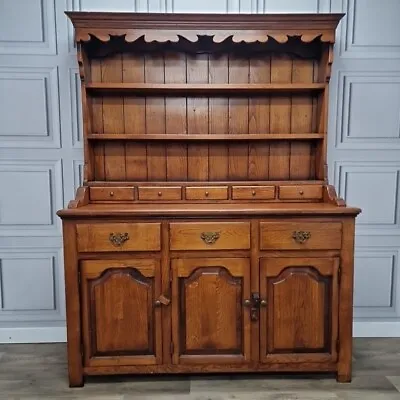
(58, 12), (361, 387)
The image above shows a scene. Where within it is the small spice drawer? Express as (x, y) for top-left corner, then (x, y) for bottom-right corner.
(76, 223), (161, 252)
(170, 222), (250, 250)
(138, 186), (182, 201)
(90, 187), (134, 201)
(260, 221), (342, 250)
(279, 185), (323, 200)
(232, 185), (275, 200)
(185, 186), (228, 200)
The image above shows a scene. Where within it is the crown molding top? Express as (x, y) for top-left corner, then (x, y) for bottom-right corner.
(66, 12), (344, 44)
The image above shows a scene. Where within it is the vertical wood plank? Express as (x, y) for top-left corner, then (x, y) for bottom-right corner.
(228, 57), (249, 180)
(145, 54), (167, 180)
(290, 59), (313, 180)
(208, 54), (229, 181)
(165, 53), (188, 181)
(161, 221), (172, 364)
(187, 54), (209, 181)
(248, 55), (270, 180)
(90, 58), (105, 180)
(269, 55), (292, 180)
(123, 53), (147, 181)
(101, 55), (126, 181)
(337, 218), (356, 382)
(63, 221), (83, 387)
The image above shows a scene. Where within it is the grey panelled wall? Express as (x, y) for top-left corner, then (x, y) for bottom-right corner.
(0, 0), (399, 342)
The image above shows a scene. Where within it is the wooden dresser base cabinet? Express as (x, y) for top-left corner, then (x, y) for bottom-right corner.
(59, 214), (359, 387)
(60, 11), (361, 388)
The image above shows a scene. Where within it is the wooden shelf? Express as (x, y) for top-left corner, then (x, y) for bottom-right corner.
(87, 133), (325, 141)
(86, 83), (326, 95)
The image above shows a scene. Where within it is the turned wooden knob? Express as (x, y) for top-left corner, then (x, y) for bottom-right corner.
(205, 191), (209, 197)
(109, 191), (114, 197)
(299, 190), (304, 195)
(252, 190), (256, 196)
(158, 191), (162, 197)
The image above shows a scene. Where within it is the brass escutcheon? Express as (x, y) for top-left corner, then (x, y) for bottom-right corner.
(109, 232), (130, 247)
(292, 230), (311, 244)
(200, 231), (220, 245)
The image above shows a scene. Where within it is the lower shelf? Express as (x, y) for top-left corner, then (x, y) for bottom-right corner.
(87, 133), (325, 141)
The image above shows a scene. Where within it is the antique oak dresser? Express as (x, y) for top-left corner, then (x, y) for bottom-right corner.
(58, 12), (361, 387)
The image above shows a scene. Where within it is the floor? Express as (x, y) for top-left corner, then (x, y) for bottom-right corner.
(1, 339), (400, 399)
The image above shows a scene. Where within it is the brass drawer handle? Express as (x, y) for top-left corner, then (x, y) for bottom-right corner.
(200, 231), (220, 245)
(109, 232), (129, 247)
(292, 231), (311, 244)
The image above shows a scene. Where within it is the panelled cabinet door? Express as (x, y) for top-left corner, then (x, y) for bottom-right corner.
(171, 258), (251, 365)
(80, 259), (162, 367)
(260, 258), (339, 364)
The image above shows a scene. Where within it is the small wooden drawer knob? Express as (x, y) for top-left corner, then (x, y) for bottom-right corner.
(299, 190), (304, 195)
(252, 190), (256, 196)
(109, 191), (114, 197)
(205, 191), (209, 197)
(158, 191), (162, 197)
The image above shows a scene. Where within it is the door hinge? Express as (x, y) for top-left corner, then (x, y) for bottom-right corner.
(170, 341), (174, 356)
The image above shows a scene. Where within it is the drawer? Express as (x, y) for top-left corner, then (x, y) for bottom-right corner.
(185, 186), (228, 200)
(279, 185), (323, 200)
(170, 222), (250, 250)
(90, 187), (134, 201)
(138, 186), (182, 201)
(260, 222), (342, 250)
(232, 185), (275, 200)
(76, 223), (161, 252)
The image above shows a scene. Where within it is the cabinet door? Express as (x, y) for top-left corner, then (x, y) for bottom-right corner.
(81, 259), (162, 367)
(172, 258), (251, 364)
(260, 257), (339, 364)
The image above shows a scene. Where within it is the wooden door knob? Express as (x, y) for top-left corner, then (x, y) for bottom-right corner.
(205, 191), (209, 197)
(299, 190), (304, 195)
(252, 190), (256, 196)
(109, 191), (114, 197)
(158, 191), (162, 197)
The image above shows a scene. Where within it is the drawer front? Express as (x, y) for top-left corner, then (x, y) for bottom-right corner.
(279, 185), (323, 200)
(260, 222), (342, 250)
(170, 222), (250, 250)
(232, 186), (275, 200)
(186, 186), (228, 200)
(90, 187), (134, 201)
(138, 186), (182, 201)
(77, 223), (161, 252)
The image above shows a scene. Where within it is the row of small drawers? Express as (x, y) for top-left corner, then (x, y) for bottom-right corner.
(90, 185), (323, 201)
(76, 221), (342, 253)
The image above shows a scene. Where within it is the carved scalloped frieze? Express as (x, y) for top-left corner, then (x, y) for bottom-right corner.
(75, 29), (336, 45)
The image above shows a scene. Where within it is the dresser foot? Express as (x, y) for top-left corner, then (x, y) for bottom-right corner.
(69, 374), (84, 388)
(336, 373), (352, 383)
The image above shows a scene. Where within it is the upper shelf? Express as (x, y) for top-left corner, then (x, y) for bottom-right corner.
(86, 83), (326, 95)
(87, 133), (325, 141)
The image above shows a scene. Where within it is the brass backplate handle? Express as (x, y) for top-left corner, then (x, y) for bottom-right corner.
(109, 232), (130, 247)
(292, 230), (311, 244)
(200, 231), (220, 245)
